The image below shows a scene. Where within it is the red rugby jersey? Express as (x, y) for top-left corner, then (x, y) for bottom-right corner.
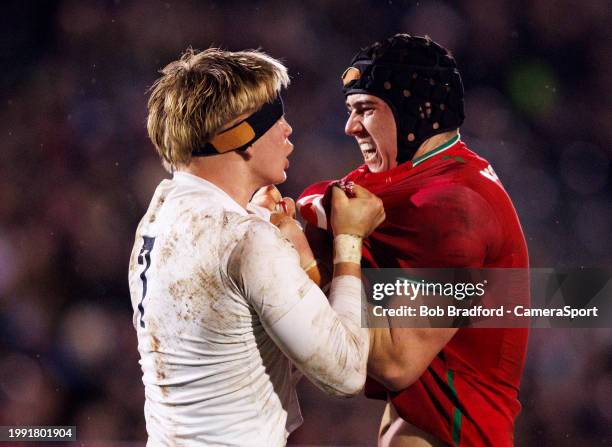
(298, 136), (529, 447)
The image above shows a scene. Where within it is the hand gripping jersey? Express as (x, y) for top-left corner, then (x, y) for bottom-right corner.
(298, 136), (529, 446)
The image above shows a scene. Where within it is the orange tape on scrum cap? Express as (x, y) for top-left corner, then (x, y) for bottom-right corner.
(192, 95), (284, 157)
(341, 67), (361, 86)
(209, 121), (256, 153)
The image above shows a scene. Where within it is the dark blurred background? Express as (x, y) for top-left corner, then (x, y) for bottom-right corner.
(0, 0), (610, 445)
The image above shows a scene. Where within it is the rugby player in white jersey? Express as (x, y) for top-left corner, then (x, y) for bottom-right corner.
(128, 48), (385, 446)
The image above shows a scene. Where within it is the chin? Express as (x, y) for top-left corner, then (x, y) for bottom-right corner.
(273, 172), (287, 185)
(366, 161), (385, 173)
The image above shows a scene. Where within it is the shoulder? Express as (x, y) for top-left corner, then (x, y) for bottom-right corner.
(412, 180), (496, 221)
(413, 144), (506, 222)
(231, 216), (295, 258)
(412, 182), (497, 244)
(443, 144), (511, 197)
(409, 181), (500, 266)
(226, 217), (310, 318)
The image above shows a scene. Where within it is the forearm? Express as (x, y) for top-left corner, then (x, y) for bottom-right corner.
(294, 234), (369, 395)
(368, 328), (413, 390)
(328, 234), (367, 353)
(243, 228), (368, 397)
(268, 282), (368, 397)
(295, 234), (369, 395)
(368, 327), (458, 391)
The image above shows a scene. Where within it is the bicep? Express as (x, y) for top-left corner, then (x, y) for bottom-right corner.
(229, 221), (313, 325)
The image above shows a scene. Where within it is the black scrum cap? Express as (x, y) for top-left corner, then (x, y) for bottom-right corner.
(342, 34), (464, 163)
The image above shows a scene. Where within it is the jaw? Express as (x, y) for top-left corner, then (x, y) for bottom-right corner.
(360, 141), (382, 172)
(363, 149), (386, 172)
(360, 142), (399, 173)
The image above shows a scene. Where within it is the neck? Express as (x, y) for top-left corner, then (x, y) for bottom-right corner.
(178, 154), (256, 209)
(411, 129), (459, 161)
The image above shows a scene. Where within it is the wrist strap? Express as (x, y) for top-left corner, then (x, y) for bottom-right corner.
(333, 234), (363, 265)
(303, 259), (318, 271)
(303, 259), (321, 284)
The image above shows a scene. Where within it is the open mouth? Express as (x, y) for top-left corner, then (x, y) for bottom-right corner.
(360, 144), (377, 162)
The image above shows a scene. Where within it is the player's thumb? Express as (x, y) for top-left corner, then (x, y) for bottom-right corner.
(280, 197), (296, 218)
(331, 185), (349, 206)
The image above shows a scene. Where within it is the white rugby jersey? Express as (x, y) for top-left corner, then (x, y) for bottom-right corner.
(128, 172), (367, 447)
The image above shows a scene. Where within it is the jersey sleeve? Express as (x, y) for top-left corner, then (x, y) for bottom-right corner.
(227, 219), (313, 325)
(412, 183), (502, 267)
(297, 180), (334, 230)
(227, 219), (368, 396)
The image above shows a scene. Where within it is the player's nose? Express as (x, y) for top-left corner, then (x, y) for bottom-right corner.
(281, 117), (292, 138)
(345, 113), (363, 137)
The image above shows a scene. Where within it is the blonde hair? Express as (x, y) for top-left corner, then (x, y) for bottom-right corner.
(147, 48), (289, 171)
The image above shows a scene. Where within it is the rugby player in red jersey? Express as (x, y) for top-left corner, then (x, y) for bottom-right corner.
(298, 34), (529, 446)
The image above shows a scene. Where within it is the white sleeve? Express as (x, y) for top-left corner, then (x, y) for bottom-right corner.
(228, 220), (368, 397)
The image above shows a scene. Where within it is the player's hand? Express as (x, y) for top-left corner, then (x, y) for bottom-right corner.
(273, 215), (316, 270)
(252, 185), (295, 217)
(279, 197), (296, 219)
(251, 185), (282, 211)
(331, 183), (385, 237)
(253, 186), (312, 266)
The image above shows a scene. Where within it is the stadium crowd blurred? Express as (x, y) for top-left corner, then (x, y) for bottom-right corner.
(0, 1), (610, 445)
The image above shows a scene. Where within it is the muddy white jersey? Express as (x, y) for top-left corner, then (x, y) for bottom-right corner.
(128, 172), (367, 446)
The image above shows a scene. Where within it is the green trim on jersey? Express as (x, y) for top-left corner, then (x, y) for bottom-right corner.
(441, 155), (466, 164)
(412, 134), (460, 167)
(447, 369), (462, 446)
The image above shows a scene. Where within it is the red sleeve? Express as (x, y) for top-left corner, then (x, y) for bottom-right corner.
(297, 180), (334, 230)
(411, 182), (502, 267)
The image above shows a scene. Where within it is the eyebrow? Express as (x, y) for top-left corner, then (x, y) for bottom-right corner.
(346, 100), (377, 109)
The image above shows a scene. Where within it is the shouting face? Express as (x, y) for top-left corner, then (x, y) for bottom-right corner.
(345, 94), (398, 173)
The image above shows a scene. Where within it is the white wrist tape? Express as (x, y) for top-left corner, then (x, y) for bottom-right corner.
(333, 234), (363, 265)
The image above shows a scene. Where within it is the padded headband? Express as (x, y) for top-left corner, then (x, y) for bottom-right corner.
(192, 95), (284, 157)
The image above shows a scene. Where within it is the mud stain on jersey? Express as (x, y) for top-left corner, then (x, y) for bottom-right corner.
(167, 268), (239, 330)
(148, 195), (166, 224)
(196, 268), (241, 330)
(151, 335), (165, 382)
(128, 248), (139, 276)
(168, 278), (198, 323)
(222, 213), (230, 228)
(191, 213), (213, 241)
(169, 279), (189, 301)
(196, 269), (223, 297)
(151, 334), (160, 351)
(150, 332), (168, 396)
(160, 232), (179, 264)
(298, 307), (367, 397)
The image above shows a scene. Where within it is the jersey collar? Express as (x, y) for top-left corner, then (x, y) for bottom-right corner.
(411, 133), (461, 167)
(173, 171), (249, 216)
